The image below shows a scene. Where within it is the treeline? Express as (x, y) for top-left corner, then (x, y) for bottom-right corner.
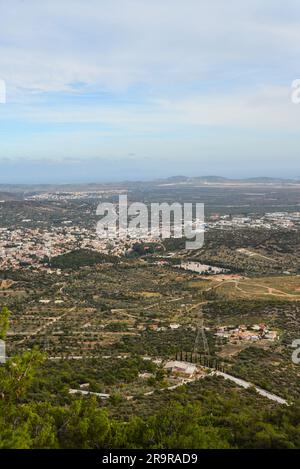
(2, 370), (300, 448)
(50, 249), (118, 269)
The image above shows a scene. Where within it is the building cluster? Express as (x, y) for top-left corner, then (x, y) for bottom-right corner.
(215, 324), (278, 342)
(209, 212), (300, 230)
(1, 193), (299, 271)
(0, 226), (128, 270)
(0, 222), (172, 270)
(25, 190), (125, 201)
(178, 261), (228, 274)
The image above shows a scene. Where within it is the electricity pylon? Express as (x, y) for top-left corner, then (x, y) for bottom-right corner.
(193, 307), (210, 358)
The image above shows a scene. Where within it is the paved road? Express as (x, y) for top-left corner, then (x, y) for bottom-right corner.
(214, 370), (288, 405)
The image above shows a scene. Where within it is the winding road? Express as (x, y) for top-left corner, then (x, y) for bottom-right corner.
(213, 370), (288, 405)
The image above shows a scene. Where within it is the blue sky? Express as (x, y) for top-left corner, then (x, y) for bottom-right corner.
(0, 0), (300, 182)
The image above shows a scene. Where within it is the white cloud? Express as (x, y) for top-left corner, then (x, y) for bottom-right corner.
(1, 0), (300, 92)
(1, 0), (300, 173)
(1, 84), (299, 133)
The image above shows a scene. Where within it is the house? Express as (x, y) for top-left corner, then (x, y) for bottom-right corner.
(264, 331), (278, 340)
(138, 372), (154, 379)
(164, 360), (197, 378)
(69, 389), (109, 399)
(216, 331), (230, 338)
(169, 323), (181, 330)
(79, 383), (90, 389)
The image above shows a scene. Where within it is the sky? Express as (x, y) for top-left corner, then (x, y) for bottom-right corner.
(0, 0), (300, 183)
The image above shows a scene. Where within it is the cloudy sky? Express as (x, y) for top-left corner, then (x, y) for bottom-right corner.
(0, 0), (300, 182)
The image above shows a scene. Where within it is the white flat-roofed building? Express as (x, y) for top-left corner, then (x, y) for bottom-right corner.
(164, 360), (197, 378)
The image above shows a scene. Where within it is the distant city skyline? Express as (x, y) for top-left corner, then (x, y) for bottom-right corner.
(1, 1), (300, 183)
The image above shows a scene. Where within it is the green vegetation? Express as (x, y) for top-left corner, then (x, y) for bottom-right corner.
(50, 249), (118, 269)
(1, 308), (300, 449)
(0, 306), (10, 339)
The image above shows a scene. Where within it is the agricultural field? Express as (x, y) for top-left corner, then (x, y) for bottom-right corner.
(187, 275), (300, 300)
(2, 256), (300, 403)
